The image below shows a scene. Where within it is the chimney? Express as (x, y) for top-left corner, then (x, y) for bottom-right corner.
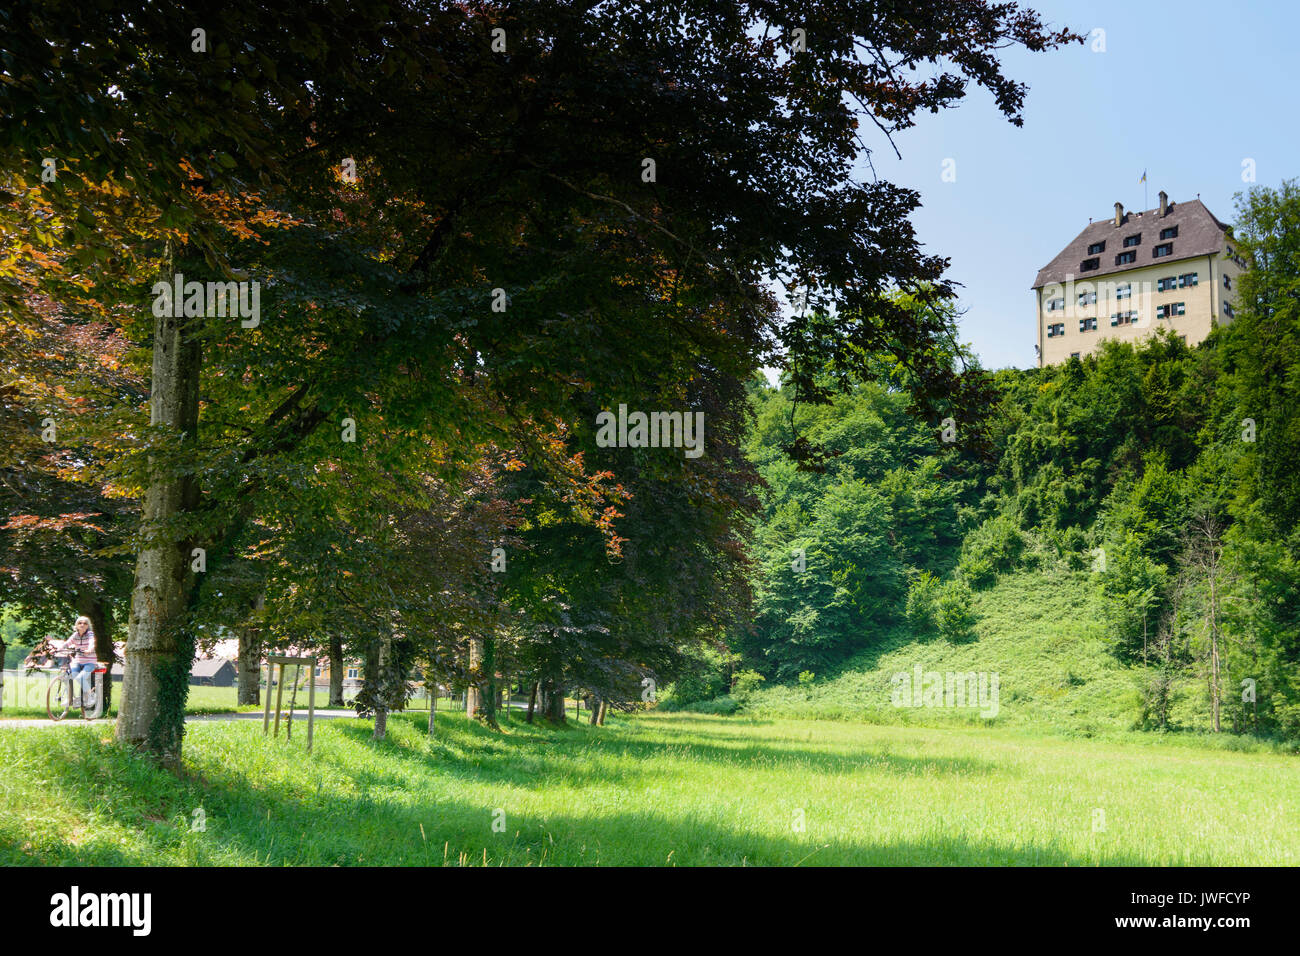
(1114, 202), (1124, 227)
(1159, 190), (1168, 216)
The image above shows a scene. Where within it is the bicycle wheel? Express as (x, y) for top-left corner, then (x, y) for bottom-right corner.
(47, 677), (70, 721)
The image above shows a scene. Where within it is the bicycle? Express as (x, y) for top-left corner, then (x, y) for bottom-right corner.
(27, 638), (107, 721)
(47, 655), (108, 721)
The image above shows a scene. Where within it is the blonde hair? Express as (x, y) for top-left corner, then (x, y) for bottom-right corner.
(75, 616), (91, 627)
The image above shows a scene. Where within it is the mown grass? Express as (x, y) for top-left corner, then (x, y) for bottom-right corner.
(1, 709), (1295, 866)
(739, 567), (1268, 744)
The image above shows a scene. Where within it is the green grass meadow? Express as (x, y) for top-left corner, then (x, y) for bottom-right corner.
(2, 709), (1295, 866)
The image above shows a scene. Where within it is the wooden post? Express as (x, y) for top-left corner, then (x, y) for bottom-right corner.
(262, 661), (272, 733)
(307, 659), (315, 753)
(272, 663), (286, 738)
(263, 655), (317, 748)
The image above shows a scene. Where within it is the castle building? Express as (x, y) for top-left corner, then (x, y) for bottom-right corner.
(1032, 192), (1246, 366)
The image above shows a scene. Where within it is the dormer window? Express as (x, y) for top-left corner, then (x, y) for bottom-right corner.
(1087, 241), (1106, 255)
(1116, 251), (1136, 265)
(1160, 226), (1178, 240)
(1153, 243), (1173, 258)
(1123, 234), (1142, 248)
(1080, 257), (1100, 272)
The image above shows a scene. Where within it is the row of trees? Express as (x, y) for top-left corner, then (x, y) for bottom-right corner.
(1, 1), (1075, 763)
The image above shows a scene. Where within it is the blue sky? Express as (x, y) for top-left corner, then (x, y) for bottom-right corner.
(854, 0), (1299, 370)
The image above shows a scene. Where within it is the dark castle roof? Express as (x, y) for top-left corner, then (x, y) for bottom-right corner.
(1032, 198), (1231, 289)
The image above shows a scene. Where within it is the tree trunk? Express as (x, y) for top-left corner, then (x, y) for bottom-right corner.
(116, 282), (201, 769)
(597, 700), (608, 726)
(589, 695), (600, 726)
(77, 591), (114, 711)
(480, 636), (498, 729)
(236, 594), (265, 706)
(426, 667), (437, 736)
(328, 633), (345, 707)
(466, 637), (483, 719)
(370, 633), (389, 741)
(542, 675), (566, 724)
(1209, 555), (1221, 733)
(526, 680), (538, 724)
(0, 634), (6, 714)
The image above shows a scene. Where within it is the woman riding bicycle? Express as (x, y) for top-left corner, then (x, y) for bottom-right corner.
(58, 616), (99, 705)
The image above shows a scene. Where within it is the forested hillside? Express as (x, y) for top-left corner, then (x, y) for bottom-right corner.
(673, 182), (1300, 742)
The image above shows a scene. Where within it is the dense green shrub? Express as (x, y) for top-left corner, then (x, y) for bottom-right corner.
(958, 515), (1026, 588)
(904, 571), (942, 631)
(731, 669), (766, 699)
(935, 579), (977, 642)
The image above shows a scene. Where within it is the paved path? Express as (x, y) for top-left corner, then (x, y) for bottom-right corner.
(0, 709), (360, 729)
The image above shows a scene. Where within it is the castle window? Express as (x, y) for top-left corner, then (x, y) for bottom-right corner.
(1172, 302), (1185, 316)
(1157, 276), (1177, 292)
(1046, 297), (1065, 312)
(1088, 241), (1106, 255)
(1116, 284), (1132, 300)
(1123, 234), (1142, 248)
(1223, 274), (1232, 290)
(1223, 302), (1235, 319)
(1080, 317), (1097, 332)
(1116, 251), (1136, 265)
(1047, 322), (1065, 338)
(1153, 243), (1173, 258)
(1179, 272), (1198, 287)
(1080, 257), (1100, 272)
(1078, 291), (1097, 306)
(1160, 226), (1178, 240)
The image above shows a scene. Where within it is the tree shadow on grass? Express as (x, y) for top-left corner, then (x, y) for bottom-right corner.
(3, 717), (1145, 867)
(6, 735), (1158, 866)
(321, 713), (1007, 797)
